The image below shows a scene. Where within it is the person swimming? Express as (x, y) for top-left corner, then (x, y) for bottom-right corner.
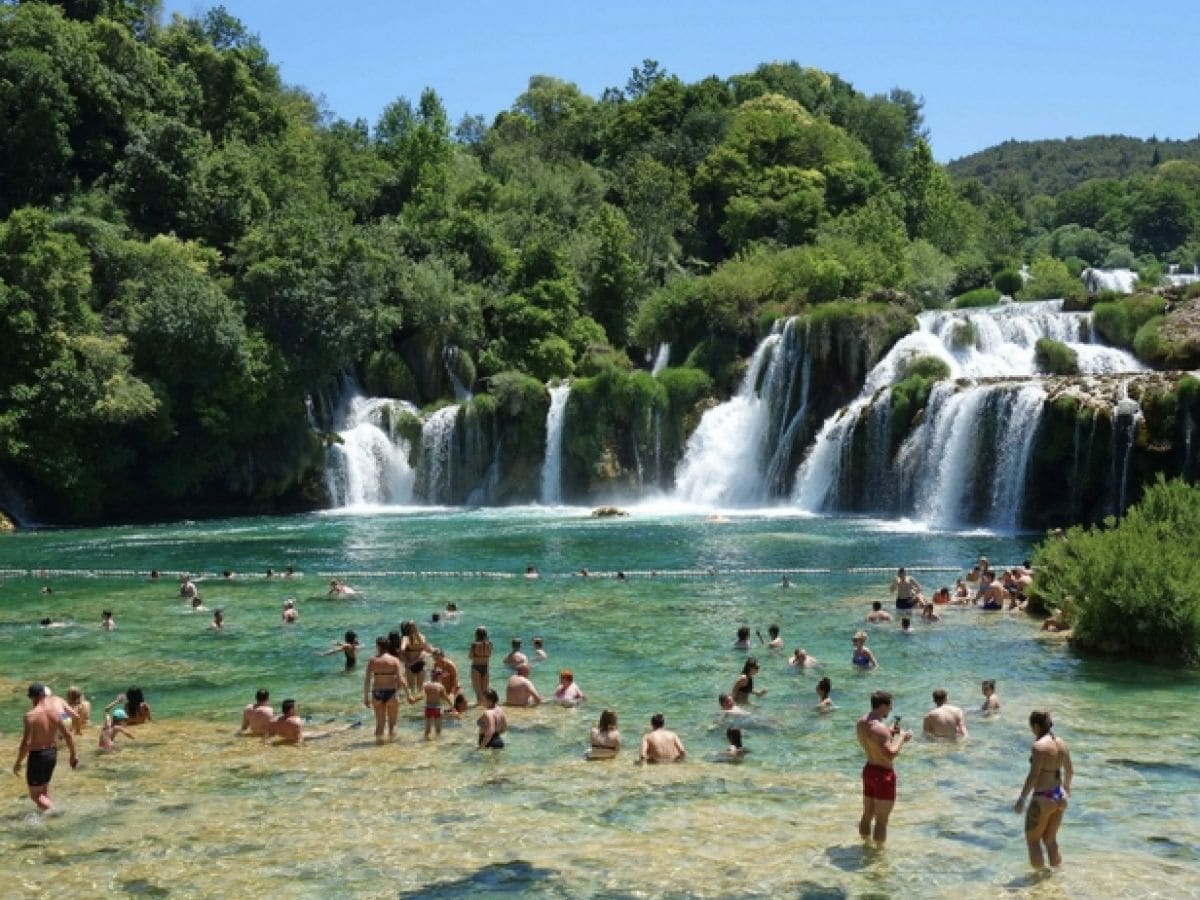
(851, 631), (878, 670)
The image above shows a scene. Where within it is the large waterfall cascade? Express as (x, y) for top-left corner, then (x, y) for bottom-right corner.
(540, 383), (571, 505)
(674, 319), (814, 506)
(790, 300), (1147, 528)
(324, 391), (420, 507)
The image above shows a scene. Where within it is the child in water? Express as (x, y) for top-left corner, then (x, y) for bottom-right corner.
(99, 708), (135, 751)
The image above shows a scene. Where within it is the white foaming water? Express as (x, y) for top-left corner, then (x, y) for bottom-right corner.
(540, 383), (571, 505)
(651, 343), (671, 376)
(1081, 267), (1138, 295)
(324, 393), (418, 506)
(672, 331), (781, 506)
(417, 405), (460, 504)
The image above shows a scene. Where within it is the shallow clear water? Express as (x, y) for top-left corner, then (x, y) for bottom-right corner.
(1, 507), (1197, 897)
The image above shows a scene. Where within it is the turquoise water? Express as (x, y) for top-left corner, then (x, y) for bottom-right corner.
(1, 507), (1198, 897)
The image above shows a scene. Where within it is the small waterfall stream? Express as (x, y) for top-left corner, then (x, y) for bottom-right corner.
(540, 383), (571, 505)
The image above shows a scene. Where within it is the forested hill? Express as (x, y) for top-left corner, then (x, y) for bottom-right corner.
(947, 135), (1200, 194)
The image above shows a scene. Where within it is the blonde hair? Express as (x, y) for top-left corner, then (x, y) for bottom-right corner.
(559, 668), (573, 681)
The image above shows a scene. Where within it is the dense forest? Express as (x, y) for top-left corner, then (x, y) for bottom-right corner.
(948, 135), (1200, 195)
(2, 0), (1200, 524)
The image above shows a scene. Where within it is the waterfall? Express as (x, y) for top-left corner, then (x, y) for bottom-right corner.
(650, 344), (671, 488)
(652, 343), (671, 376)
(443, 346), (473, 402)
(1111, 380), (1143, 516)
(324, 391), (417, 507)
(417, 405), (460, 504)
(672, 328), (782, 505)
(793, 301), (1140, 529)
(1081, 267), (1138, 295)
(540, 383), (571, 505)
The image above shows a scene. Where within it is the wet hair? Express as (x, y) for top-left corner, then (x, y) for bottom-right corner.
(102, 610), (112, 618)
(598, 709), (617, 730)
(446, 602), (458, 611)
(511, 637), (522, 647)
(126, 686), (146, 718)
(387, 631), (402, 656)
(532, 636), (543, 646)
(192, 596), (202, 607)
(474, 626), (488, 642)
(982, 679), (996, 691)
(40, 617), (52, 626)
(484, 688), (499, 705)
(901, 617), (911, 628)
(281, 699), (295, 716)
(932, 689), (947, 704)
(870, 690), (893, 710)
(344, 630), (357, 644)
(453, 694), (469, 711)
(67, 686), (83, 704)
(736, 626), (750, 640)
(726, 727), (743, 749)
(718, 693), (732, 706)
(898, 567), (906, 575)
(28, 683), (46, 698)
(255, 688), (269, 703)
(431, 613), (441, 623)
(872, 601), (883, 610)
(816, 677), (832, 699)
(768, 625), (780, 637)
(650, 713), (665, 729)
(742, 657), (759, 675)
(376, 636), (389, 652)
(1029, 709), (1053, 735)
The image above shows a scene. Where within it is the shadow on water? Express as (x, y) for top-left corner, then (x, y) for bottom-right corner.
(120, 879), (170, 897)
(1107, 758), (1200, 780)
(398, 860), (556, 897)
(823, 843), (881, 873)
(795, 883), (849, 899)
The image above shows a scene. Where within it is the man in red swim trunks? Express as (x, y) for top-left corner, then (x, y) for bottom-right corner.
(855, 690), (913, 844)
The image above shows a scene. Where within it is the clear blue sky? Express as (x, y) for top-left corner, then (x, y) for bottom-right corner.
(165, 0), (1200, 162)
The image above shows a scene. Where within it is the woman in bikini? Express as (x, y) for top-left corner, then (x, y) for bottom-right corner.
(399, 620), (429, 702)
(124, 686), (153, 725)
(468, 626), (493, 706)
(587, 709), (620, 759)
(731, 657), (767, 704)
(1014, 709), (1073, 869)
(851, 631), (878, 670)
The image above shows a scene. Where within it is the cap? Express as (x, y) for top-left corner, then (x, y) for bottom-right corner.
(111, 708), (128, 721)
(27, 683), (46, 698)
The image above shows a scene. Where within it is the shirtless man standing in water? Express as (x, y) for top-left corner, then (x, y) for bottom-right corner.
(855, 690), (913, 844)
(922, 689), (968, 739)
(639, 713), (686, 763)
(364, 637), (404, 740)
(13, 683), (79, 812)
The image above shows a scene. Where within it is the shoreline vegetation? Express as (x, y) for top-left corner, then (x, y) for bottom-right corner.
(2, 3), (1200, 527)
(1030, 476), (1200, 665)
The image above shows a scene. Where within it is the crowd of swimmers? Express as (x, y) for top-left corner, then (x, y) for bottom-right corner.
(13, 556), (1074, 872)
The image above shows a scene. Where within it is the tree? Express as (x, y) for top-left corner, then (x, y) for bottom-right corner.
(581, 204), (640, 345)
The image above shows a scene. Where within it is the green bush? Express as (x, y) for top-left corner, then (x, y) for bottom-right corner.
(993, 268), (1023, 296)
(1017, 255), (1086, 303)
(1092, 294), (1166, 349)
(1034, 338), (1080, 375)
(363, 350), (420, 402)
(949, 320), (977, 349)
(954, 287), (1001, 309)
(1029, 476), (1200, 663)
(890, 354), (950, 449)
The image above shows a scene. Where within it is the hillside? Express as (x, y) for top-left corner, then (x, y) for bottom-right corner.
(947, 135), (1200, 194)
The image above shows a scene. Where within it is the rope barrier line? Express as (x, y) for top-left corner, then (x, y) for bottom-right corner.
(1, 564), (1003, 580)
